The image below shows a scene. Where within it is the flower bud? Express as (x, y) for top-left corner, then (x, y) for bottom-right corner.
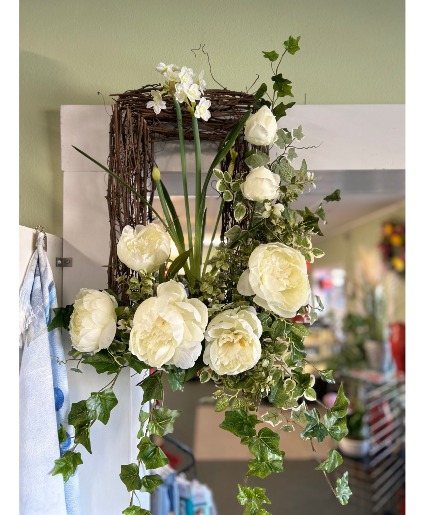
(152, 166), (161, 182)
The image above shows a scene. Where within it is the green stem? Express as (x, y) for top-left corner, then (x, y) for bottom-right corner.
(202, 198), (224, 277)
(173, 98), (194, 271)
(192, 115), (203, 278)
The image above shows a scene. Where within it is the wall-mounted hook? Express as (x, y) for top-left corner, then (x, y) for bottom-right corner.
(34, 225), (47, 251)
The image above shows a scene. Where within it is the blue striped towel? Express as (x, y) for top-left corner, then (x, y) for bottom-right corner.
(19, 232), (81, 515)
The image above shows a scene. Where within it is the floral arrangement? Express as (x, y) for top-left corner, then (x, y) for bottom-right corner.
(49, 36), (352, 514)
(379, 220), (405, 277)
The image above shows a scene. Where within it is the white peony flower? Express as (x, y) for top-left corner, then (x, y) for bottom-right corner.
(147, 90), (166, 115)
(129, 281), (208, 369)
(240, 166), (280, 202)
(244, 105), (278, 146)
(195, 97), (211, 121)
(69, 289), (118, 353)
(203, 307), (262, 375)
(237, 243), (311, 318)
(117, 224), (171, 273)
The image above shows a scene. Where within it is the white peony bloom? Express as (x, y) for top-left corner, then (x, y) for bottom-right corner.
(203, 307), (262, 375)
(117, 224), (171, 273)
(129, 281), (208, 369)
(195, 97), (211, 121)
(147, 90), (166, 115)
(244, 105), (278, 146)
(240, 166), (280, 202)
(237, 243), (311, 318)
(69, 289), (118, 353)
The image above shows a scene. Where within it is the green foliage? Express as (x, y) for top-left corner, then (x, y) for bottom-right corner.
(219, 409), (261, 439)
(315, 449), (343, 473)
(51, 451), (83, 482)
(86, 389), (118, 425)
(122, 507), (151, 515)
(119, 463), (142, 492)
(247, 428), (284, 478)
(137, 437), (169, 469)
(141, 474), (164, 493)
(138, 373), (164, 404)
(335, 472), (352, 505)
(48, 305), (74, 331)
(284, 35), (301, 55)
(83, 351), (121, 374)
(147, 406), (181, 437)
(237, 485), (271, 515)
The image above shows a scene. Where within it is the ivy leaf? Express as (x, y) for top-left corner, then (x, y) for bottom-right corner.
(272, 158), (294, 183)
(300, 408), (328, 442)
(122, 507), (151, 515)
(324, 414), (348, 441)
(330, 384), (349, 419)
(58, 424), (68, 444)
(247, 428), (284, 477)
(119, 463), (142, 492)
(48, 305), (74, 331)
(127, 354), (150, 373)
(86, 389), (118, 425)
(219, 409), (260, 439)
(290, 323), (310, 338)
(234, 202), (247, 223)
(261, 409), (281, 427)
(304, 387), (317, 401)
(167, 366), (186, 392)
(147, 406), (181, 437)
(273, 101), (295, 120)
(324, 189), (341, 202)
(83, 351), (121, 374)
(68, 400), (89, 427)
(287, 147), (298, 161)
(138, 373), (164, 404)
(223, 190), (233, 202)
(214, 396), (230, 412)
(137, 437), (169, 469)
(281, 424), (295, 432)
(245, 152), (270, 168)
(320, 369), (335, 384)
(237, 484), (271, 512)
(51, 451), (83, 482)
(262, 50), (279, 62)
(140, 473), (164, 494)
(292, 125), (304, 141)
(315, 449), (343, 473)
(335, 472), (352, 505)
(254, 82), (268, 101)
(291, 401), (308, 425)
(268, 378), (298, 409)
(274, 128), (293, 148)
(137, 410), (150, 438)
(284, 35), (301, 55)
(74, 424), (92, 453)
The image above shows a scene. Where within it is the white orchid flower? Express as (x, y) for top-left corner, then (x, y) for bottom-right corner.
(147, 90), (166, 115)
(194, 97), (211, 121)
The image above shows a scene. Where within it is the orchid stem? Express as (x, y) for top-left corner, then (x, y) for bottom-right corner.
(192, 115), (203, 278)
(173, 98), (194, 272)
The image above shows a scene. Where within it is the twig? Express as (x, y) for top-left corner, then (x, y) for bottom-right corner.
(191, 43), (227, 89)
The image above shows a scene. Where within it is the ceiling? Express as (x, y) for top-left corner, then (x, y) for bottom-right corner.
(157, 168), (405, 244)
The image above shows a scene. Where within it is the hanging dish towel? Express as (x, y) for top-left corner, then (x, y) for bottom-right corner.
(19, 232), (81, 515)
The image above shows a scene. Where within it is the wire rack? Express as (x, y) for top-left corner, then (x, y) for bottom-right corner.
(335, 371), (405, 514)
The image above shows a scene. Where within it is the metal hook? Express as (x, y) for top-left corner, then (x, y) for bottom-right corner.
(34, 225), (47, 251)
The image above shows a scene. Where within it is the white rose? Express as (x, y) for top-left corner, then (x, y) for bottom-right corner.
(240, 166), (280, 202)
(129, 281), (208, 369)
(117, 224), (171, 273)
(203, 307), (262, 376)
(244, 105), (278, 146)
(237, 243), (311, 318)
(69, 289), (118, 353)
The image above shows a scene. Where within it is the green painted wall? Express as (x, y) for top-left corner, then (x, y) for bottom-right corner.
(19, 0), (405, 236)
